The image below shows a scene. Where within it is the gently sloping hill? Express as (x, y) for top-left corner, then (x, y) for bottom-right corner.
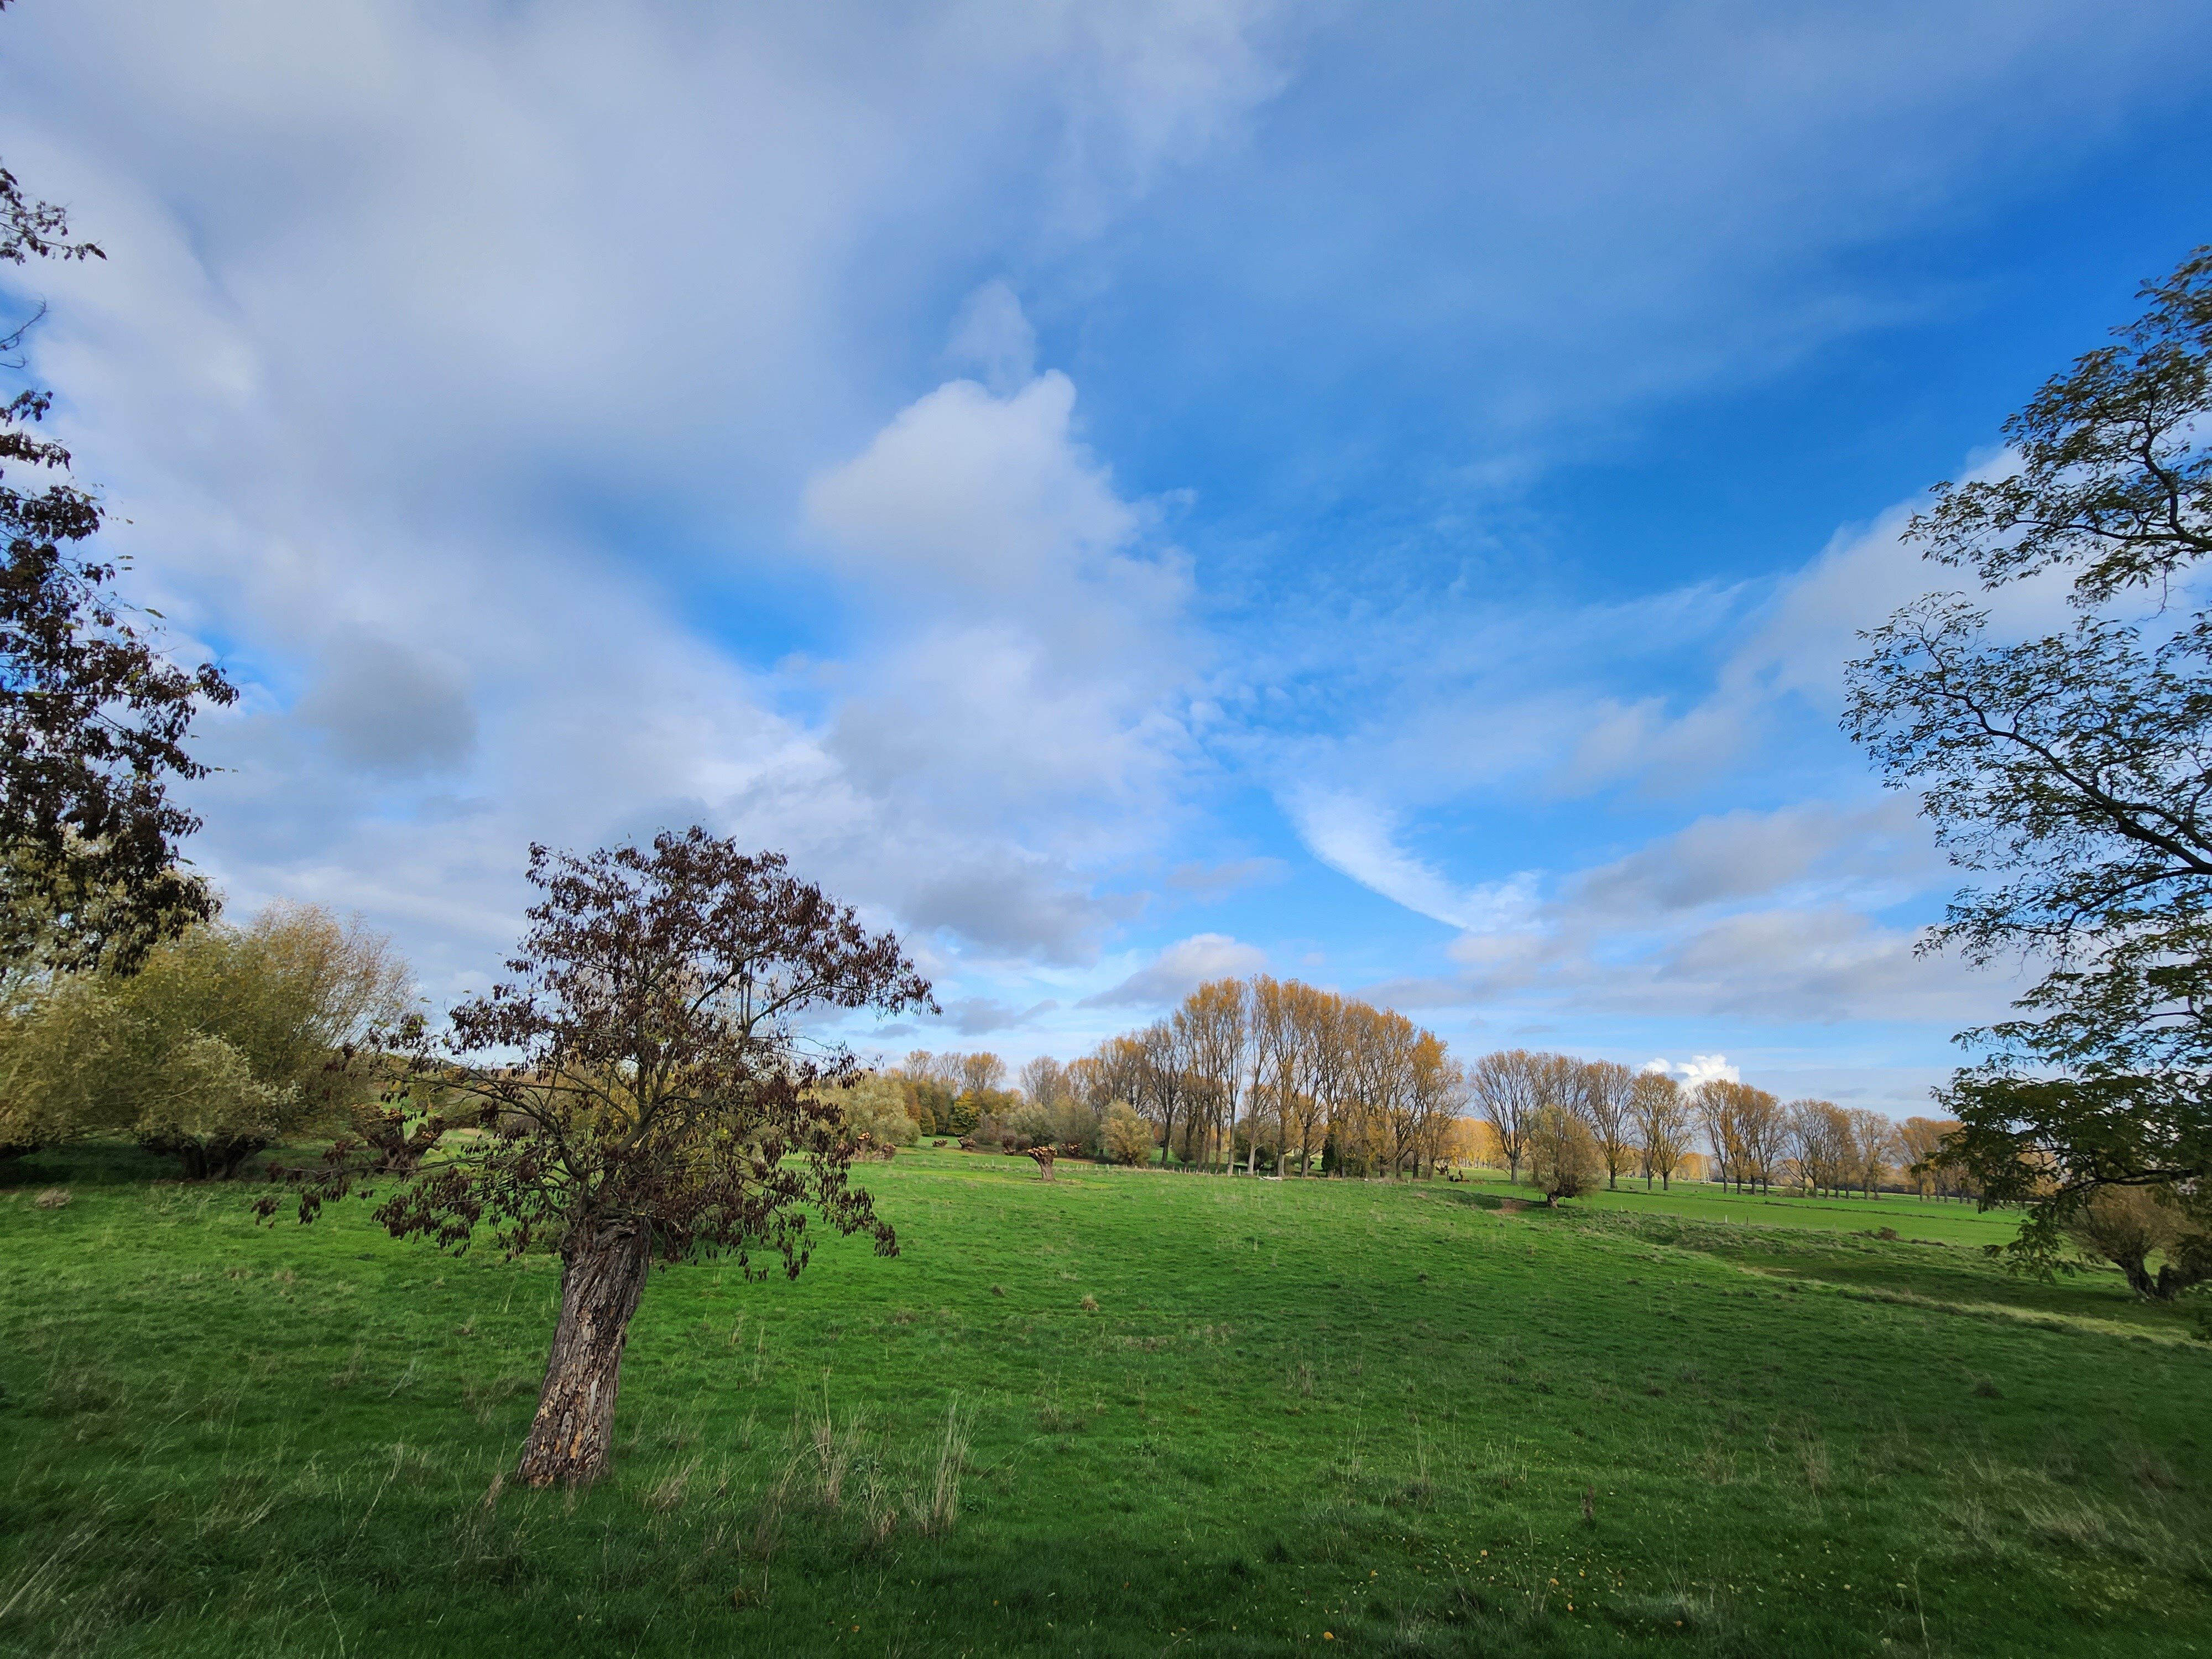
(2, 1149), (2209, 1658)
(1526, 1201), (2199, 1344)
(1449, 1166), (2026, 1249)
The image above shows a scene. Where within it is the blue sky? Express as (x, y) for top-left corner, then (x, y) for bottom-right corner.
(6, 1), (2211, 1110)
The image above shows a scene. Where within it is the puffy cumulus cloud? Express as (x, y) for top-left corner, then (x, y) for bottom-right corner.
(1644, 1055), (1738, 1086)
(805, 367), (1191, 658)
(0, 1), (1282, 993)
(1079, 932), (1267, 1008)
(808, 375), (1133, 593)
(803, 348), (1203, 898)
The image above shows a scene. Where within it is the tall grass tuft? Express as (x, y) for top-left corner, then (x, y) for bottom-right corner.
(919, 1396), (971, 1537)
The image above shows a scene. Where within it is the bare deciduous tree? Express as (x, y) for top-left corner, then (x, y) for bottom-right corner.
(1019, 1055), (1070, 1109)
(1579, 1060), (1636, 1190)
(1407, 1031), (1463, 1178)
(1470, 1050), (1544, 1185)
(1630, 1068), (1690, 1191)
(1695, 1079), (1765, 1192)
(1136, 1019), (1194, 1168)
(1787, 1099), (1853, 1196)
(1735, 1087), (1788, 1195)
(1177, 978), (1246, 1172)
(1846, 1108), (1898, 1197)
(958, 1052), (1007, 1096)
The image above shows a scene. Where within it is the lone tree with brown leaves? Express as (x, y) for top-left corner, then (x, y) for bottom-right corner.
(263, 828), (932, 1488)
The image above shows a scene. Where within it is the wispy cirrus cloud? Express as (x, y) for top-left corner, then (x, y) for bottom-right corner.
(1285, 789), (1538, 933)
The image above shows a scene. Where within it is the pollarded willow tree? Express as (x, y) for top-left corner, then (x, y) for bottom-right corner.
(264, 829), (933, 1486)
(1845, 247), (2212, 1285)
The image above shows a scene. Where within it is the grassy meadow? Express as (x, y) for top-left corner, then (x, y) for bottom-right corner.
(3, 1145), (2208, 1658)
(1453, 1167), (2017, 1247)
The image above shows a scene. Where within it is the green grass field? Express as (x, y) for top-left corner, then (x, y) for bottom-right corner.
(4, 1145), (2208, 1657)
(1453, 1167), (2021, 1248)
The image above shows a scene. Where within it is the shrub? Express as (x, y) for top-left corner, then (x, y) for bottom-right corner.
(1527, 1104), (1602, 1206)
(0, 904), (409, 1177)
(1046, 1097), (1102, 1157)
(0, 974), (129, 1159)
(2065, 1185), (2212, 1302)
(1102, 1101), (1155, 1166)
(832, 1076), (920, 1147)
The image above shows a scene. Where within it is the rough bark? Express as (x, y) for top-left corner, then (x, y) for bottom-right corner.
(516, 1223), (653, 1487)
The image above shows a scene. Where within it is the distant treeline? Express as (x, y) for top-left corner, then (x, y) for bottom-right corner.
(1460, 1050), (1978, 1203)
(842, 981), (1979, 1202)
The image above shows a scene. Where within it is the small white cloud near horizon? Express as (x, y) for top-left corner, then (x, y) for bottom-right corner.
(1646, 1053), (1740, 1087)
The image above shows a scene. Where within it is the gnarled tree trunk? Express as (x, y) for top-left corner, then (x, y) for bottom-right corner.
(516, 1223), (653, 1487)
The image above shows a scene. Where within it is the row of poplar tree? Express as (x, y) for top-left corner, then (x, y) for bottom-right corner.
(863, 975), (1464, 1176)
(851, 990), (1981, 1202)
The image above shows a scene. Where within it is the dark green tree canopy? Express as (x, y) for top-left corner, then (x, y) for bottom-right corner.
(1911, 249), (2211, 604)
(1845, 248), (2212, 1277)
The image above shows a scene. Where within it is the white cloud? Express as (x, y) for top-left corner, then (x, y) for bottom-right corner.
(944, 279), (1037, 394)
(0, 1), (1281, 993)
(1287, 789), (1537, 932)
(1570, 797), (1942, 919)
(293, 633), (477, 779)
(1370, 788), (2010, 1027)
(807, 374), (1123, 583)
(0, 0), (2184, 1071)
(1079, 931), (1267, 1008)
(926, 995), (1061, 1037)
(1646, 1054), (1739, 1087)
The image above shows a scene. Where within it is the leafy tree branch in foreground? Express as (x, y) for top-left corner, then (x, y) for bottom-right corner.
(1, 54), (231, 974)
(1845, 247), (2212, 1291)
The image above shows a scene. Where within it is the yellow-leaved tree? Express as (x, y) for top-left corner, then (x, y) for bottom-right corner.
(0, 903), (408, 1176)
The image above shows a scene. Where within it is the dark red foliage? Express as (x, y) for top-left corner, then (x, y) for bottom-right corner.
(1, 90), (226, 972)
(262, 829), (935, 1280)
